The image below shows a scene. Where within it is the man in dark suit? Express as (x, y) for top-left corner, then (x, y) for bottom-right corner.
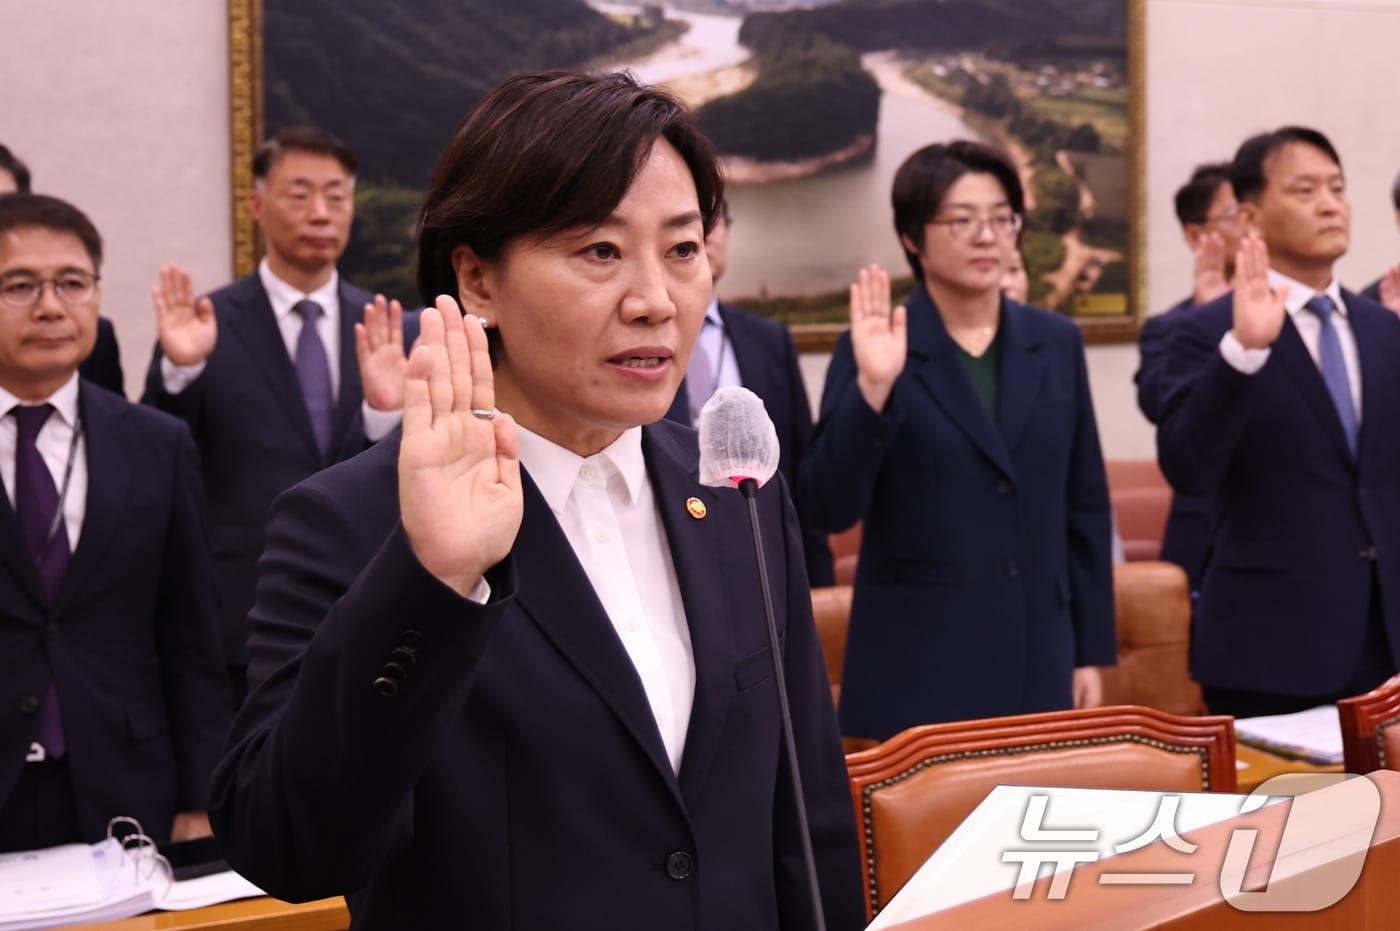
(665, 202), (835, 586)
(1135, 163), (1245, 588)
(0, 194), (227, 851)
(1158, 127), (1400, 718)
(142, 127), (415, 705)
(1360, 169), (1399, 310)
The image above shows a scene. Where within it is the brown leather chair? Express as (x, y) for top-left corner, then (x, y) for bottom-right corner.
(810, 585), (852, 705)
(1107, 459), (1171, 562)
(1100, 561), (1206, 716)
(844, 705), (1236, 920)
(1339, 673), (1400, 774)
(829, 524), (861, 586)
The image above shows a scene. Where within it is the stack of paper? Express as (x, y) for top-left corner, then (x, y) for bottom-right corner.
(1234, 705), (1344, 765)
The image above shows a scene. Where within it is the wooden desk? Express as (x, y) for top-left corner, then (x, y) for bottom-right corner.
(77, 896), (348, 930)
(1235, 743), (1343, 794)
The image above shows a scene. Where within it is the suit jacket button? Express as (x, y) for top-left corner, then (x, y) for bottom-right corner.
(666, 851), (693, 880)
(44, 624), (60, 640)
(1360, 545), (1377, 560)
(400, 630), (425, 650)
(19, 696), (39, 714)
(382, 662), (407, 681)
(372, 677), (400, 697)
(389, 647), (416, 667)
(1004, 559), (1020, 577)
(997, 479), (1013, 496)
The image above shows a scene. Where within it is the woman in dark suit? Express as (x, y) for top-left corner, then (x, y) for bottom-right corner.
(209, 72), (862, 930)
(799, 141), (1116, 742)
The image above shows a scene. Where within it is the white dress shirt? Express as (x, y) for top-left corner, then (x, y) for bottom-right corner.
(694, 296), (743, 392)
(515, 425), (696, 773)
(161, 259), (402, 440)
(1218, 271), (1362, 420)
(0, 374), (85, 550)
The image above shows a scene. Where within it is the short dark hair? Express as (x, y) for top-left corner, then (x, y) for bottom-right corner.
(0, 144), (31, 194)
(1174, 162), (1232, 226)
(1230, 126), (1341, 203)
(0, 194), (103, 269)
(1392, 169), (1400, 211)
(416, 70), (723, 307)
(253, 125), (358, 181)
(892, 140), (1024, 281)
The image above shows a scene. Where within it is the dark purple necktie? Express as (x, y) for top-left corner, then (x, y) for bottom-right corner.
(292, 300), (334, 456)
(11, 404), (67, 758)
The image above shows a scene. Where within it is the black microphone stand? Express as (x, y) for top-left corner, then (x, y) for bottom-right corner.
(738, 477), (827, 931)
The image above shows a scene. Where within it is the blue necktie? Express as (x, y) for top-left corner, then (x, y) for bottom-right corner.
(686, 317), (718, 423)
(292, 300), (334, 457)
(1303, 294), (1358, 458)
(11, 404), (67, 757)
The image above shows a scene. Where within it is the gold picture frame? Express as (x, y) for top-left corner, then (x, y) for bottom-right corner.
(227, 0), (1145, 348)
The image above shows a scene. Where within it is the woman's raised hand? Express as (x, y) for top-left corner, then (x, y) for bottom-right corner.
(399, 297), (523, 597)
(849, 264), (907, 412)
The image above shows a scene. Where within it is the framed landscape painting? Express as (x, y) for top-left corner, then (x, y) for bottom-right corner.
(229, 0), (1144, 347)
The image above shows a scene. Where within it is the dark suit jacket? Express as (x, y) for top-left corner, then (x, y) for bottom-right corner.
(1157, 289), (1400, 693)
(666, 302), (835, 586)
(141, 273), (416, 665)
(1361, 278), (1381, 303)
(799, 287), (1116, 740)
(79, 317), (124, 396)
(210, 422), (863, 929)
(0, 382), (228, 844)
(1135, 297), (1212, 586)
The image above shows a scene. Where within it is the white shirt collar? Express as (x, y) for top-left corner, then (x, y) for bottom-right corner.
(258, 257), (339, 320)
(1268, 268), (1346, 319)
(0, 372), (81, 427)
(704, 295), (722, 328)
(516, 425), (646, 513)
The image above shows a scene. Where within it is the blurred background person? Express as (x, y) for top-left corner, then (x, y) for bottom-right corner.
(800, 141), (1116, 742)
(1361, 169), (1400, 313)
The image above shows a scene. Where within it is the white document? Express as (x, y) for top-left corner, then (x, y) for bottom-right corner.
(867, 784), (1283, 930)
(1234, 705), (1344, 764)
(0, 839), (157, 930)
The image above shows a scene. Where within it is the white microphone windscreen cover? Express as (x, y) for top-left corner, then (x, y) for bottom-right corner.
(697, 385), (781, 488)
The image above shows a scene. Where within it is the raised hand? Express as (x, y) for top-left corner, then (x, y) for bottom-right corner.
(152, 264), (217, 366)
(1379, 265), (1400, 316)
(1191, 231), (1230, 305)
(1229, 234), (1288, 350)
(356, 294), (407, 411)
(399, 297), (523, 598)
(849, 264), (907, 412)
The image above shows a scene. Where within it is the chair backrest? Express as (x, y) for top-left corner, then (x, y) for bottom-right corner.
(845, 706), (1236, 920)
(1100, 561), (1205, 715)
(1339, 674), (1400, 774)
(1107, 459), (1172, 562)
(829, 524), (862, 586)
(810, 585), (852, 705)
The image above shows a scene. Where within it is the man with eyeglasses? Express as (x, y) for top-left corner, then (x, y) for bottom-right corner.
(0, 194), (228, 851)
(664, 200), (834, 586)
(1134, 163), (1245, 590)
(1158, 127), (1400, 718)
(142, 126), (417, 707)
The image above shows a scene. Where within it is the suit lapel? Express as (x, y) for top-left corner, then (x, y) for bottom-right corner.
(720, 303), (767, 400)
(906, 288), (1015, 478)
(996, 300), (1047, 454)
(511, 469), (684, 806)
(330, 282), (365, 456)
(50, 384), (130, 616)
(1272, 313), (1354, 464)
(0, 476), (45, 611)
(224, 277), (320, 461)
(1347, 292), (1387, 470)
(643, 425), (733, 804)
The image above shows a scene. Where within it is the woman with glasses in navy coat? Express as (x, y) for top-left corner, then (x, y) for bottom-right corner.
(799, 141), (1116, 742)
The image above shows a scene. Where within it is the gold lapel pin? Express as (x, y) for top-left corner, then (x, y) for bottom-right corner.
(686, 497), (707, 520)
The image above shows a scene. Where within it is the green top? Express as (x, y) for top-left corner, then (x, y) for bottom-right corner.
(955, 333), (1001, 419)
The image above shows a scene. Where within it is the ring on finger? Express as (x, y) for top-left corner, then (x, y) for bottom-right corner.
(471, 407), (499, 421)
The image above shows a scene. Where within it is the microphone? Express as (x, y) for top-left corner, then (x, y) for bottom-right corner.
(697, 386), (827, 931)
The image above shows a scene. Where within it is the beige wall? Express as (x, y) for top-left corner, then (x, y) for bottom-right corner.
(0, 1), (231, 397)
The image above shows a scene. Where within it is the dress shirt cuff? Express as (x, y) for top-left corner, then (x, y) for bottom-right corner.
(1218, 330), (1271, 375)
(362, 401), (404, 442)
(463, 576), (490, 605)
(160, 356), (208, 394)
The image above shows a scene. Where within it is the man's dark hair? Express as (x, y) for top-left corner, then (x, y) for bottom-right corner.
(0, 144), (32, 194)
(1174, 162), (1232, 227)
(417, 70), (723, 307)
(253, 125), (358, 180)
(1230, 126), (1341, 203)
(892, 140), (1025, 281)
(0, 194), (103, 269)
(1391, 169), (1400, 211)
